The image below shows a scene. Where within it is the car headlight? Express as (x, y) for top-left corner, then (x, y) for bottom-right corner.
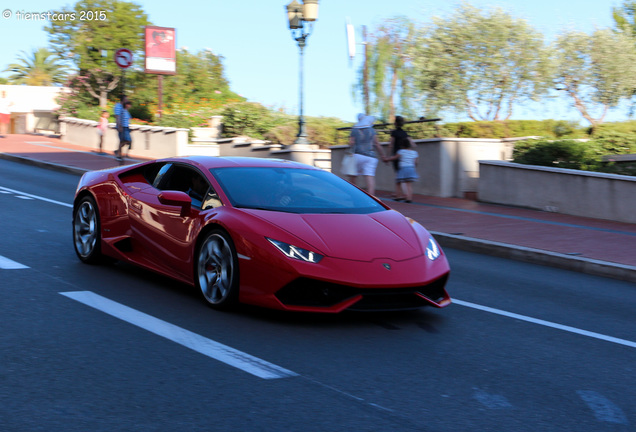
(426, 237), (441, 261)
(267, 238), (323, 263)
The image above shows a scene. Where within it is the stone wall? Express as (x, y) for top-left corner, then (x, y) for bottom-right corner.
(58, 117), (329, 166)
(479, 160), (636, 223)
(59, 117), (195, 158)
(332, 137), (508, 198)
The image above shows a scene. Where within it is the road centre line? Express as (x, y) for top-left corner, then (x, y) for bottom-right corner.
(0, 255), (29, 269)
(0, 186), (73, 208)
(453, 298), (636, 349)
(59, 291), (298, 380)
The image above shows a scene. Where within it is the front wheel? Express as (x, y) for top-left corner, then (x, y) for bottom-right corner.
(195, 229), (239, 309)
(73, 196), (103, 264)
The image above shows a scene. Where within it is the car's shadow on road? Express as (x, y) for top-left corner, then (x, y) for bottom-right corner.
(239, 304), (447, 331)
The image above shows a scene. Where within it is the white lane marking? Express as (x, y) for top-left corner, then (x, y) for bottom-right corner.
(0, 255), (29, 269)
(578, 390), (628, 424)
(454, 299), (636, 349)
(0, 186), (73, 208)
(59, 291), (298, 380)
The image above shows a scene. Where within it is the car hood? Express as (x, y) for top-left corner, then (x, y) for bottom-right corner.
(242, 209), (423, 261)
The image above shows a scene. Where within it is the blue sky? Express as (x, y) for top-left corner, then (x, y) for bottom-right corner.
(0, 0), (622, 123)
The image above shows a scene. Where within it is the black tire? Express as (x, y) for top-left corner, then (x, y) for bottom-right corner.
(195, 229), (239, 309)
(72, 195), (103, 264)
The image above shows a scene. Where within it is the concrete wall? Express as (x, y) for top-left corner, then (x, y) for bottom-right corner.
(59, 117), (329, 166)
(60, 117), (196, 158)
(332, 137), (506, 198)
(479, 160), (636, 224)
(191, 115), (223, 141)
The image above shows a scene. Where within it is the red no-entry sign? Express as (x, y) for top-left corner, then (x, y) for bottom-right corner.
(114, 48), (133, 69)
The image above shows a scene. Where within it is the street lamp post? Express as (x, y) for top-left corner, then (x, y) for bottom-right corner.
(285, 0), (319, 146)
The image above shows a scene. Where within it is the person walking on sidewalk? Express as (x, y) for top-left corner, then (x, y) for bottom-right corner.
(348, 114), (386, 196)
(115, 100), (132, 161)
(114, 95), (128, 159)
(389, 116), (414, 200)
(0, 91), (11, 137)
(97, 110), (109, 154)
(384, 138), (419, 203)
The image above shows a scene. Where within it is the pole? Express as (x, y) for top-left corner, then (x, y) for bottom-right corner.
(121, 70), (125, 99)
(363, 25), (370, 115)
(294, 36), (308, 145)
(158, 75), (163, 119)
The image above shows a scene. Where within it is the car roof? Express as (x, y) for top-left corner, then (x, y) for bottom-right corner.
(164, 156), (320, 171)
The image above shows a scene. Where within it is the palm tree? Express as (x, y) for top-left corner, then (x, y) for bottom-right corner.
(4, 48), (68, 86)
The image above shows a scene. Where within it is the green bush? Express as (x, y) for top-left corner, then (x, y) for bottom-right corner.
(73, 105), (103, 121)
(589, 120), (636, 136)
(128, 104), (154, 123)
(306, 116), (349, 148)
(219, 102), (278, 139)
(442, 119), (585, 139)
(156, 112), (205, 129)
(403, 122), (445, 139)
(588, 130), (636, 155)
(265, 124), (297, 145)
(513, 139), (598, 170)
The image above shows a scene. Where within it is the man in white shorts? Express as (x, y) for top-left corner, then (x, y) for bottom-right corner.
(348, 114), (386, 196)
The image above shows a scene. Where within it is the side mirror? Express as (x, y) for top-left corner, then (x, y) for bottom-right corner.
(158, 190), (192, 216)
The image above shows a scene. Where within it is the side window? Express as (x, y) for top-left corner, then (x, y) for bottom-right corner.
(201, 187), (222, 210)
(184, 169), (208, 209)
(152, 163), (173, 189)
(157, 164), (221, 210)
(143, 163), (164, 185)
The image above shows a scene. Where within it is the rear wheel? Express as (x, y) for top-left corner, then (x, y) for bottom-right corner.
(196, 229), (239, 309)
(73, 196), (103, 264)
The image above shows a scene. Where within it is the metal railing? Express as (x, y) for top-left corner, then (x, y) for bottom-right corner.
(334, 118), (442, 145)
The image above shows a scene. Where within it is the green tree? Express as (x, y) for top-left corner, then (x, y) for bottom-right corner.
(45, 0), (150, 107)
(4, 48), (68, 85)
(354, 17), (415, 122)
(614, 1), (636, 36)
(124, 48), (242, 121)
(163, 48), (232, 104)
(411, 2), (552, 121)
(553, 29), (636, 127)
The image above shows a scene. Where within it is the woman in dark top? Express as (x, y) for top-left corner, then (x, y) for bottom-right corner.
(389, 116), (413, 200)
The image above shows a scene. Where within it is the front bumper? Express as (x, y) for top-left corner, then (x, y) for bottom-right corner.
(274, 273), (450, 312)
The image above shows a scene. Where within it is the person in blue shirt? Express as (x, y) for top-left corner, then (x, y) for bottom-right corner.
(115, 99), (132, 161)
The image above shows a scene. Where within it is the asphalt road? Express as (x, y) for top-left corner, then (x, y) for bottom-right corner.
(1, 158), (635, 432)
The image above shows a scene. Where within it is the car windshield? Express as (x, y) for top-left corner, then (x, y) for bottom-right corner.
(210, 166), (386, 214)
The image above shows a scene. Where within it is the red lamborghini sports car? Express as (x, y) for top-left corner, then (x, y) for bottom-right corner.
(72, 156), (451, 313)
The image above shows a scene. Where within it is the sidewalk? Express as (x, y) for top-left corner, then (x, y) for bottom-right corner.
(2, 133), (636, 282)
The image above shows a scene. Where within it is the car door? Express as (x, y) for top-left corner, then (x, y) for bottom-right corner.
(127, 163), (215, 280)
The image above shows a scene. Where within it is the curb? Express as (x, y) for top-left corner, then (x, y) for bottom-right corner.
(0, 152), (88, 176)
(432, 232), (636, 283)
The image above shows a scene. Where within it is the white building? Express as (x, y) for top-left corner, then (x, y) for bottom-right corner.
(0, 85), (69, 134)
